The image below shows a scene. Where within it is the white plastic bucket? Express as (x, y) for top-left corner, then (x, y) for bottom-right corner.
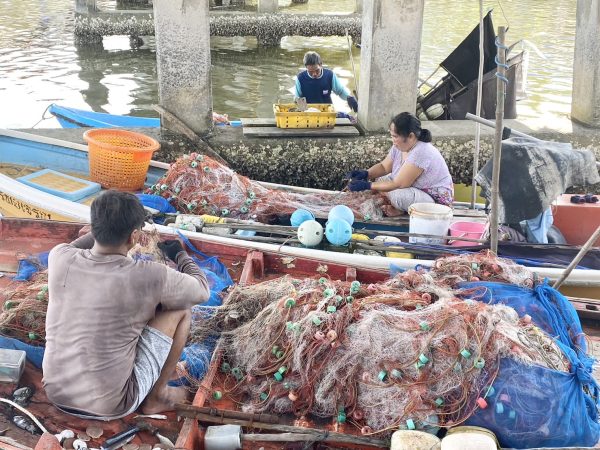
(441, 426), (498, 450)
(391, 430), (441, 450)
(408, 203), (453, 245)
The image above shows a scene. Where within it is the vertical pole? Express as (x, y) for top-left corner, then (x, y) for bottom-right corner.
(358, 0), (425, 131)
(490, 26), (507, 254)
(470, 0), (485, 208)
(153, 0), (213, 135)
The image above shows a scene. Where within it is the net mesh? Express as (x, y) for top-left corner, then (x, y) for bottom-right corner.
(146, 153), (390, 221)
(187, 253), (565, 436)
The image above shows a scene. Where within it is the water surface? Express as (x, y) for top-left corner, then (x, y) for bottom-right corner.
(0, 0), (577, 128)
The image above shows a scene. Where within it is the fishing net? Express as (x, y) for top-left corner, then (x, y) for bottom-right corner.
(146, 153), (390, 221)
(0, 272), (49, 345)
(186, 253), (573, 438)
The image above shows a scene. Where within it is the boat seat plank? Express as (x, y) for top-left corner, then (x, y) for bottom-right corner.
(241, 117), (354, 127)
(242, 126), (360, 138)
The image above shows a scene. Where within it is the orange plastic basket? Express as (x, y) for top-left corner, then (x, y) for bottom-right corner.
(83, 129), (160, 191)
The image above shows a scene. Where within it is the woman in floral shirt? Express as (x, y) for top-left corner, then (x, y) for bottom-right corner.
(347, 112), (454, 216)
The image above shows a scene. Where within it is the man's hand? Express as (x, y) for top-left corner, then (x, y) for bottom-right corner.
(345, 169), (368, 181)
(158, 239), (185, 262)
(347, 96), (358, 113)
(348, 180), (372, 192)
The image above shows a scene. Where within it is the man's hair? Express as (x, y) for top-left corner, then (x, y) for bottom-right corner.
(90, 190), (146, 246)
(303, 51), (322, 66)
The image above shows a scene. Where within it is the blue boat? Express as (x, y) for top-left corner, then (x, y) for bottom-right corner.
(48, 104), (242, 129)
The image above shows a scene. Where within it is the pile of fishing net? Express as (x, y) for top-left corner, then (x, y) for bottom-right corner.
(188, 252), (600, 448)
(0, 272), (49, 345)
(146, 153), (389, 221)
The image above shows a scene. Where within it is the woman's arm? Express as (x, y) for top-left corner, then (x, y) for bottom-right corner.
(370, 162), (423, 192)
(367, 155), (393, 179)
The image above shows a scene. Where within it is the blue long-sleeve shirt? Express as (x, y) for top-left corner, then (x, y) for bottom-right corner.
(295, 69), (351, 101)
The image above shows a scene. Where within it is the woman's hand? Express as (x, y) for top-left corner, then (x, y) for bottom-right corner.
(345, 169), (369, 180)
(348, 180), (372, 192)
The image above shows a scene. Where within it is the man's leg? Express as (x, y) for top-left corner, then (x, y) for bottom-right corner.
(140, 309), (191, 414)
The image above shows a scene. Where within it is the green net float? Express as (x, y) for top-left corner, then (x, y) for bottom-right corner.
(248, 191), (256, 199)
(406, 419), (415, 430)
(174, 187), (181, 194)
(220, 362), (231, 373)
(337, 411), (346, 423)
(203, 166), (211, 172)
(312, 316), (322, 326)
(378, 370), (387, 382)
(28, 332), (37, 340)
(221, 208), (229, 216)
(345, 296), (354, 303)
(201, 199), (208, 206)
(4, 301), (15, 310)
(318, 277), (327, 285)
(460, 349), (472, 359)
(36, 292), (46, 301)
(474, 357), (485, 369)
(196, 154), (204, 161)
(244, 198), (253, 206)
(363, 214), (371, 221)
(187, 202), (197, 211)
(212, 390), (223, 400)
(286, 321), (294, 330)
(271, 345), (279, 355)
(231, 367), (243, 380)
(419, 321), (430, 331)
(160, 184), (168, 191)
(260, 392), (268, 401)
(284, 298), (296, 308)
(418, 354), (429, 364)
(240, 206), (249, 214)
(276, 350), (284, 359)
(334, 295), (343, 305)
(190, 161), (198, 168)
(274, 372), (283, 381)
(323, 288), (334, 298)
(435, 397), (444, 407)
(278, 366), (287, 374)
(390, 369), (402, 379)
(41, 285), (48, 293)
(326, 305), (337, 314)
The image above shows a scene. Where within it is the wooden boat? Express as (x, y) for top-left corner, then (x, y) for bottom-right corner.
(0, 217), (599, 450)
(1, 129), (599, 299)
(48, 104), (242, 129)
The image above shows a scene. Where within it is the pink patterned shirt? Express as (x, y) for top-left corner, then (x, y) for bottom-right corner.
(388, 142), (454, 205)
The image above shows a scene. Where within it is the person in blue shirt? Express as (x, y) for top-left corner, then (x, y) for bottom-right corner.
(294, 51), (358, 112)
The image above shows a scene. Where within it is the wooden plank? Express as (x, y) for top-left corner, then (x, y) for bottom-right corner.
(241, 117), (354, 127)
(243, 126), (360, 138)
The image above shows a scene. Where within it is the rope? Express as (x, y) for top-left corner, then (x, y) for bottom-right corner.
(31, 104), (53, 129)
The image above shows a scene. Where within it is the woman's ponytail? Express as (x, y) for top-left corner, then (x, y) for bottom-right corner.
(418, 128), (432, 143)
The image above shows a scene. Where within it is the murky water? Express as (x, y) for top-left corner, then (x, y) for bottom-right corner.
(0, 0), (577, 128)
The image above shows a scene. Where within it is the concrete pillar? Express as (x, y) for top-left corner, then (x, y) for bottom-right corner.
(355, 0), (363, 14)
(75, 0), (96, 14)
(258, 0), (278, 13)
(571, 0), (600, 127)
(153, 0), (213, 135)
(357, 0), (424, 131)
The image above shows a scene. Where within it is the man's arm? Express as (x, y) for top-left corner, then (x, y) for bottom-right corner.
(294, 77), (303, 99)
(331, 73), (350, 100)
(70, 232), (94, 249)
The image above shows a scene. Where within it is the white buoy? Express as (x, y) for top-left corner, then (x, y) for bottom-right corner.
(441, 426), (498, 450)
(297, 220), (324, 247)
(390, 430), (441, 450)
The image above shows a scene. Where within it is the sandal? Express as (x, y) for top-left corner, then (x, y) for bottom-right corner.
(585, 194), (599, 203)
(570, 195), (585, 204)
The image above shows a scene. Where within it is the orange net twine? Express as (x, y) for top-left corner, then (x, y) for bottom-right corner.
(146, 153), (391, 221)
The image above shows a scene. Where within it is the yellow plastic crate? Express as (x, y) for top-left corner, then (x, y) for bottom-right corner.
(273, 103), (336, 129)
